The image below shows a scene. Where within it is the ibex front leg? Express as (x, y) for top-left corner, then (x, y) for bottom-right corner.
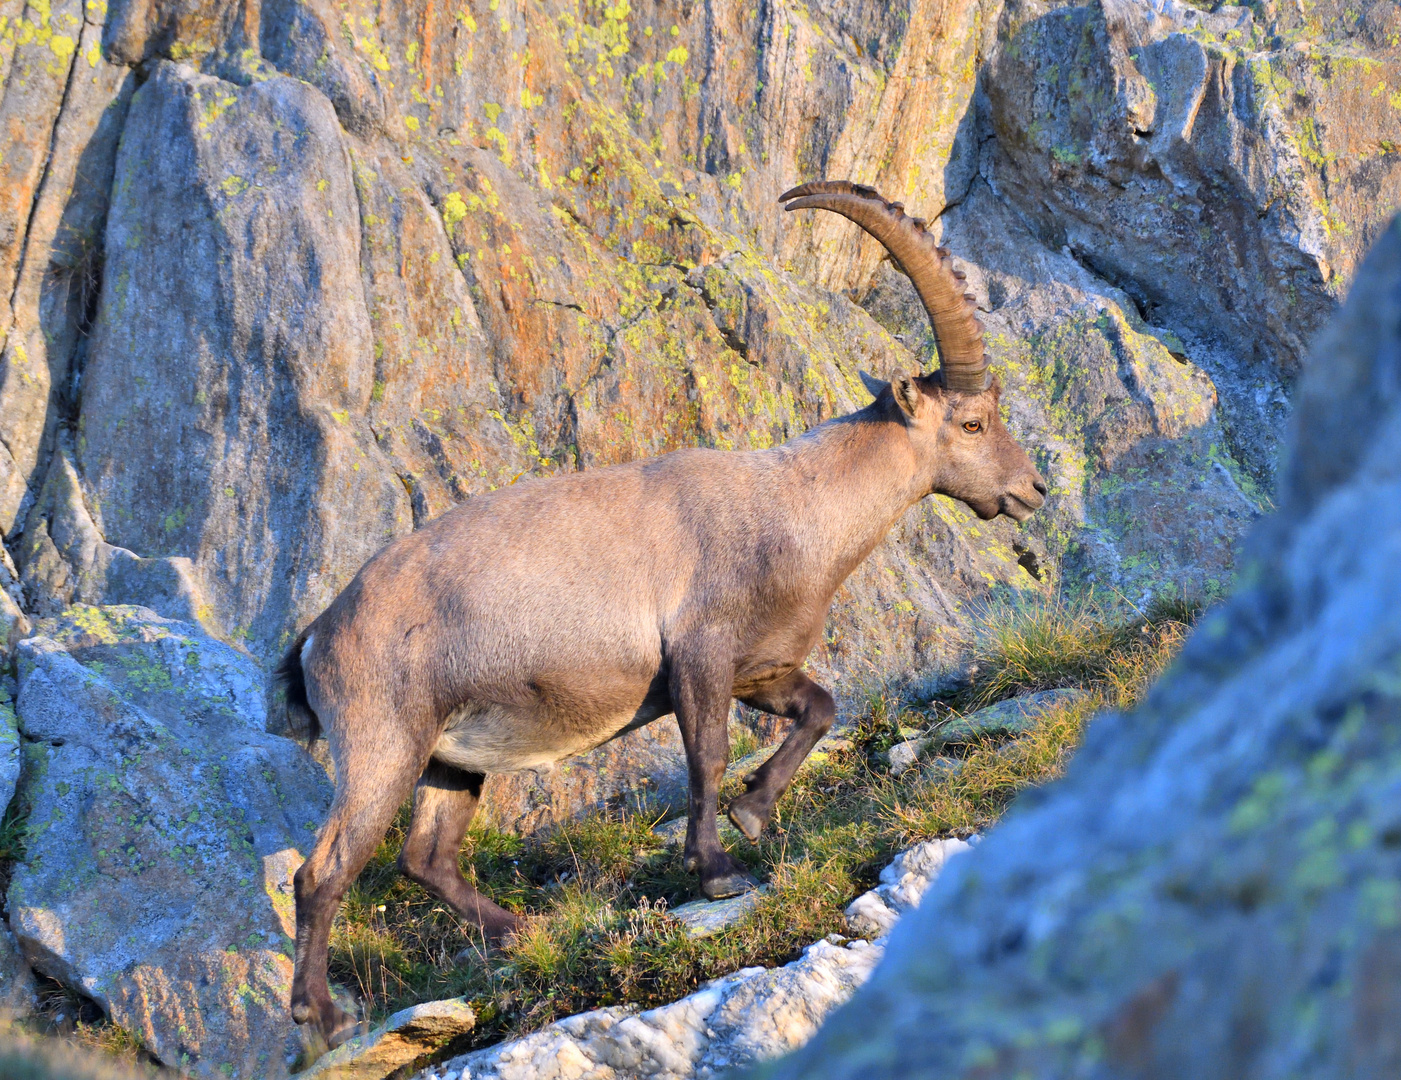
(671, 642), (758, 899)
(728, 671), (835, 841)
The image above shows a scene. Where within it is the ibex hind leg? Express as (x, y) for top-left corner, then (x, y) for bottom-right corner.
(729, 671), (836, 841)
(398, 760), (525, 949)
(291, 715), (431, 1050)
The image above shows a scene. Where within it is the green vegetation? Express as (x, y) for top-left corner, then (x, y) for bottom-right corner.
(324, 592), (1198, 1057)
(0, 799), (26, 868)
(960, 591), (1199, 708)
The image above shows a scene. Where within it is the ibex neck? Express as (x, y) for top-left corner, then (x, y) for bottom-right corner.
(779, 402), (925, 586)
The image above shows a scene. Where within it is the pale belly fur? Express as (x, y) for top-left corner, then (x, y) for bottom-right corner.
(431, 699), (650, 775)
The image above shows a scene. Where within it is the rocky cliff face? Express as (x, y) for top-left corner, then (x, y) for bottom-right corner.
(752, 214), (1401, 1079)
(0, 0), (1396, 827)
(0, 0), (1398, 1072)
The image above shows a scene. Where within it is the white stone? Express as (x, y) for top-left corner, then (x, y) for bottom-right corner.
(843, 890), (898, 937)
(886, 739), (924, 777)
(415, 838), (965, 1080)
(845, 837), (973, 936)
(669, 887), (768, 938)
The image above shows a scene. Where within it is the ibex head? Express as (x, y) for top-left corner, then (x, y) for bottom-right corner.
(781, 181), (1047, 522)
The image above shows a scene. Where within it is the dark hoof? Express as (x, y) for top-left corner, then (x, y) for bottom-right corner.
(492, 912), (531, 947)
(727, 800), (768, 843)
(327, 1011), (363, 1050)
(295, 1003), (359, 1067)
(702, 870), (759, 900)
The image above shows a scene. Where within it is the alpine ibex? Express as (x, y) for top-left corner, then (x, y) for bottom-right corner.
(277, 181), (1047, 1045)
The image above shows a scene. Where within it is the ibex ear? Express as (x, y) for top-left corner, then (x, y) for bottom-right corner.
(892, 372), (921, 417)
(858, 369), (888, 400)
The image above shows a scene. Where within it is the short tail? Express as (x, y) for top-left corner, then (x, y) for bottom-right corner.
(273, 627), (321, 747)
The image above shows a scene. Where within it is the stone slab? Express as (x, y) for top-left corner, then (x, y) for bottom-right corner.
(296, 998), (475, 1080)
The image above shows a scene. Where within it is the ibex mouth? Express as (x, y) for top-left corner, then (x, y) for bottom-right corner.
(1001, 492), (1044, 522)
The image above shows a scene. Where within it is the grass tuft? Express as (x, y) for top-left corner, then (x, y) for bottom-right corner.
(962, 590), (1198, 709)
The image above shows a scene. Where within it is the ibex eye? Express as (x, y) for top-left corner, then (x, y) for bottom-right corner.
(963, 420), (982, 433)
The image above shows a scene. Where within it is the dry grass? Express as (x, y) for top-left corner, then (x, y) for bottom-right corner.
(961, 591), (1198, 708)
(10, 976), (169, 1077)
(323, 591), (1199, 1058)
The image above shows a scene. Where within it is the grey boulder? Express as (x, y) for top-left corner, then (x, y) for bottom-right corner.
(7, 606), (332, 1079)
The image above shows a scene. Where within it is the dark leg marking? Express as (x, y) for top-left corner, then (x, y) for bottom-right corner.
(291, 734), (428, 1049)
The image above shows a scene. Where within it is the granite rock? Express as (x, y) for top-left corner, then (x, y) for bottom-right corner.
(296, 998), (476, 1080)
(7, 606), (332, 1079)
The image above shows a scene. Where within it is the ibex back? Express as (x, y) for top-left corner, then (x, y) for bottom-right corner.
(277, 182), (1047, 1048)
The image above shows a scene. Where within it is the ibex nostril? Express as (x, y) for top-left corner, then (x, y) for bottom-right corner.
(1033, 478), (1048, 497)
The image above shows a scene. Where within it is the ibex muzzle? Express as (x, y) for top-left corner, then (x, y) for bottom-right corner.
(277, 182), (1046, 1048)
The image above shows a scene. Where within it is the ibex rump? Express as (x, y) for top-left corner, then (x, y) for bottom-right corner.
(277, 182), (1047, 1046)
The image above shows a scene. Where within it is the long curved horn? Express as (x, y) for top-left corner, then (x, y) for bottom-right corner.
(778, 180), (990, 393)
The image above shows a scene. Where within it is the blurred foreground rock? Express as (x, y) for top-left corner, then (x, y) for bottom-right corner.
(750, 216), (1401, 1077)
(7, 607), (332, 1080)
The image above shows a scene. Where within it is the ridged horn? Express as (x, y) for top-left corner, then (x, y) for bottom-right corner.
(778, 180), (990, 393)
